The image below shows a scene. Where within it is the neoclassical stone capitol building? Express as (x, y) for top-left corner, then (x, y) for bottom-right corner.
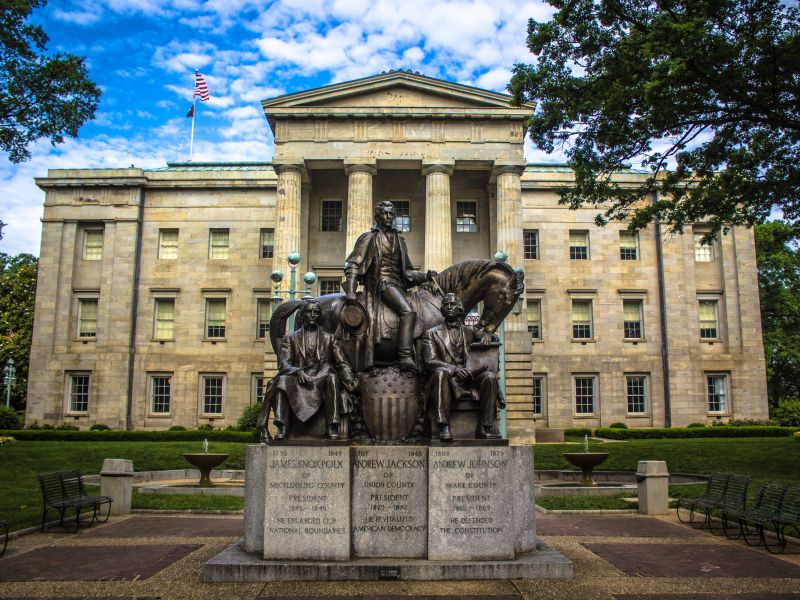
(25, 71), (768, 441)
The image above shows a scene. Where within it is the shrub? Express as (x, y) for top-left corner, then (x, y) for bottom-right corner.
(89, 424), (110, 431)
(237, 404), (261, 431)
(687, 423), (706, 428)
(0, 435), (15, 446)
(168, 425), (187, 431)
(198, 423), (215, 431)
(0, 406), (21, 430)
(56, 423), (79, 430)
(0, 429), (255, 442)
(608, 422), (628, 429)
(774, 400), (800, 427)
(594, 426), (799, 440)
(726, 418), (776, 427)
(564, 427), (593, 437)
(795, 431), (800, 442)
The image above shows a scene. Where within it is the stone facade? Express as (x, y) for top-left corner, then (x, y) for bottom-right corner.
(25, 71), (769, 438)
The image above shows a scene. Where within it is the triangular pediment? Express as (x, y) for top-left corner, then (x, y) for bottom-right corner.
(262, 71), (523, 110)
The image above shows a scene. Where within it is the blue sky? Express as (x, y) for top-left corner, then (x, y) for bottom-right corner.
(0, 0), (559, 256)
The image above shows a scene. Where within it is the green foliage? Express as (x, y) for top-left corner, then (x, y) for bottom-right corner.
(132, 490), (243, 512)
(88, 423), (109, 431)
(167, 425), (187, 431)
(509, 0), (800, 235)
(198, 423), (214, 431)
(237, 404), (261, 431)
(773, 400), (800, 427)
(608, 422), (628, 429)
(725, 418), (777, 427)
(564, 427), (593, 437)
(0, 253), (37, 410)
(0, 406), (21, 429)
(0, 428), (255, 442)
(537, 493), (634, 511)
(594, 426), (798, 440)
(687, 423), (707, 428)
(755, 222), (800, 407)
(0, 1), (101, 164)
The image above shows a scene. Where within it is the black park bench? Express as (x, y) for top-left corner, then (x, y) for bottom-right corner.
(37, 470), (112, 532)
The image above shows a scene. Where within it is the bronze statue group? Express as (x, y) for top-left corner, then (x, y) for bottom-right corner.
(257, 201), (520, 444)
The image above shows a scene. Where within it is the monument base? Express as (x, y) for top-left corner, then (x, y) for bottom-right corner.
(203, 539), (573, 582)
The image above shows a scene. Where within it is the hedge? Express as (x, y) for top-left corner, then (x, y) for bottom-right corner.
(0, 429), (258, 442)
(564, 428), (593, 437)
(594, 426), (800, 440)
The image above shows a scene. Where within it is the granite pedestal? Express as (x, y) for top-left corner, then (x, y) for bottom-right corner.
(205, 443), (573, 581)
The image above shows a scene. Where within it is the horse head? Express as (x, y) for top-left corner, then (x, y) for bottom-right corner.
(436, 259), (525, 334)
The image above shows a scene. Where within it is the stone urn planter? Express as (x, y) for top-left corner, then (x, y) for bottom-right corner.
(182, 453), (229, 487)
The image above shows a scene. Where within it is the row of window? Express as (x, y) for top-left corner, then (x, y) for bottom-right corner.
(522, 229), (717, 262)
(525, 298), (723, 342)
(77, 297), (272, 341)
(65, 371), (730, 418)
(531, 373), (729, 417)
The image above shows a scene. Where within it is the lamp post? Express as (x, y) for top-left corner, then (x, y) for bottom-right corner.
(493, 251), (524, 439)
(270, 251), (317, 331)
(3, 358), (16, 408)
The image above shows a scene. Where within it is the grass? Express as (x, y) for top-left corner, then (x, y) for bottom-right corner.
(131, 490), (244, 511)
(0, 440), (247, 531)
(0, 436), (797, 528)
(536, 493), (635, 511)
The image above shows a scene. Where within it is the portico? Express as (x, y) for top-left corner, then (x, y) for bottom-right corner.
(263, 71), (536, 441)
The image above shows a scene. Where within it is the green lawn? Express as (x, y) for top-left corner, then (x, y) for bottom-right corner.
(0, 437), (797, 530)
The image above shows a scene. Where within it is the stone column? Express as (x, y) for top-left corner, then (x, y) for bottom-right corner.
(273, 163), (303, 273)
(495, 164), (526, 333)
(422, 164), (454, 272)
(345, 163), (377, 252)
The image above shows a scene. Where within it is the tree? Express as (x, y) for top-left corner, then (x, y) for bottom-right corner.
(755, 222), (800, 409)
(0, 0), (100, 163)
(509, 0), (800, 236)
(0, 253), (38, 410)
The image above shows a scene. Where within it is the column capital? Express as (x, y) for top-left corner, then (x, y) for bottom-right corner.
(344, 162), (377, 176)
(491, 162), (527, 180)
(421, 163), (454, 177)
(272, 162), (305, 175)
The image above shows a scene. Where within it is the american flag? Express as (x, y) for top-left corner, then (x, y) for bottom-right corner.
(193, 71), (210, 102)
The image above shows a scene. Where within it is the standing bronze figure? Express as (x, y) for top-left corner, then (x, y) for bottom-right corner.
(421, 293), (504, 441)
(257, 299), (358, 442)
(344, 200), (437, 371)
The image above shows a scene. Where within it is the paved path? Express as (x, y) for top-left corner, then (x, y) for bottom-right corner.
(0, 512), (797, 599)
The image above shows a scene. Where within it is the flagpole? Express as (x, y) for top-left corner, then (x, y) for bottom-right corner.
(189, 97), (197, 161)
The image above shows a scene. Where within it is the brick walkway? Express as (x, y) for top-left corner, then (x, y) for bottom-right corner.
(0, 512), (797, 599)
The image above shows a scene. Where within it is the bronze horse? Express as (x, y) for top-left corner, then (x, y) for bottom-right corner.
(269, 259), (525, 367)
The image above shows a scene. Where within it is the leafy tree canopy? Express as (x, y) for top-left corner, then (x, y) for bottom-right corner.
(0, 0), (101, 163)
(0, 252), (38, 410)
(510, 0), (800, 236)
(755, 222), (800, 407)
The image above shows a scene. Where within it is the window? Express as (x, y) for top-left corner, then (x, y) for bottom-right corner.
(158, 229), (178, 259)
(202, 375), (224, 415)
(150, 374), (172, 414)
(569, 230), (589, 260)
(260, 229), (274, 259)
(257, 299), (271, 338)
(154, 299), (174, 340)
(456, 201), (478, 233)
(523, 230), (539, 259)
(532, 376), (545, 415)
(574, 376), (596, 415)
(252, 374), (265, 406)
(319, 278), (342, 296)
(78, 299), (98, 338)
(527, 299), (541, 339)
(620, 231), (638, 260)
(694, 232), (714, 262)
(68, 373), (90, 413)
(83, 229), (103, 260)
(206, 299), (226, 338)
(626, 375), (647, 414)
(699, 300), (719, 339)
(707, 374), (728, 413)
(321, 200), (343, 232)
(623, 300), (643, 340)
(572, 300), (592, 339)
(394, 200), (410, 232)
(209, 229), (229, 259)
